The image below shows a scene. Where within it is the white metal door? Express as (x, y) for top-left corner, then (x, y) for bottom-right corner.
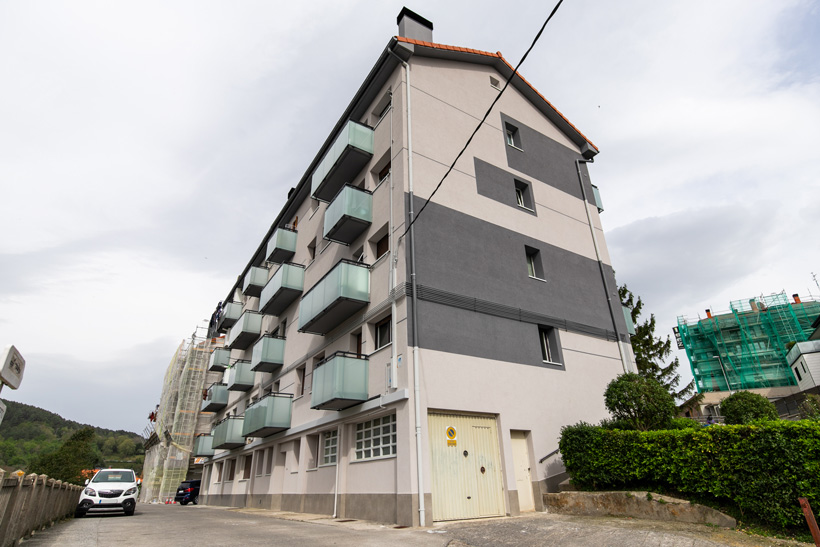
(511, 430), (535, 512)
(428, 413), (505, 521)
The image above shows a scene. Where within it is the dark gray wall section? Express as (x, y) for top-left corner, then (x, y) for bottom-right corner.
(474, 158), (536, 216)
(500, 113), (596, 206)
(408, 195), (626, 335)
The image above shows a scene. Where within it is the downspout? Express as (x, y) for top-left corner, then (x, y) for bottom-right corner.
(332, 424), (342, 517)
(389, 91), (398, 390)
(388, 47), (425, 526)
(575, 159), (631, 373)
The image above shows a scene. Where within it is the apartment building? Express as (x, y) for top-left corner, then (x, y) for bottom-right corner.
(196, 9), (633, 526)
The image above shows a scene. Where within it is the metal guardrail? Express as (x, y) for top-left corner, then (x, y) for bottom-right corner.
(0, 470), (82, 546)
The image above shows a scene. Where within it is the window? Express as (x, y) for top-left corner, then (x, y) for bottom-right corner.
(539, 326), (564, 366)
(215, 462), (223, 483)
(265, 448), (274, 475)
(355, 414), (396, 460)
(280, 318), (287, 339)
(489, 76), (501, 89)
(322, 430), (339, 465)
(375, 316), (392, 350)
(226, 459), (236, 481)
(352, 331), (363, 357)
(242, 455), (252, 480)
(514, 180), (533, 210)
(256, 450), (265, 476)
(376, 234), (389, 260)
(525, 246), (544, 280)
(504, 122), (521, 148)
(378, 163), (391, 186)
(795, 366), (803, 382)
(308, 238), (316, 261)
(296, 365), (306, 396)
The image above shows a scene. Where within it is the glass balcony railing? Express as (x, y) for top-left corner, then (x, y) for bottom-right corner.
(250, 336), (286, 373)
(193, 434), (215, 457)
(591, 184), (604, 213)
(226, 311), (263, 350)
(265, 227), (297, 264)
(217, 302), (243, 332)
(323, 185), (372, 244)
(202, 383), (228, 412)
(208, 348), (231, 372)
(212, 417), (245, 449)
(241, 393), (293, 438)
(311, 120), (374, 202)
(227, 360), (255, 391)
(259, 263), (305, 316)
(242, 266), (269, 297)
(311, 352), (369, 411)
(298, 260), (370, 335)
(622, 306), (636, 335)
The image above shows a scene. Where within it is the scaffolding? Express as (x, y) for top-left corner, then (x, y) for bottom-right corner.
(677, 291), (820, 393)
(140, 334), (225, 503)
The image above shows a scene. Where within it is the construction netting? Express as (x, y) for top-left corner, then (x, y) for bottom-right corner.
(677, 291), (820, 393)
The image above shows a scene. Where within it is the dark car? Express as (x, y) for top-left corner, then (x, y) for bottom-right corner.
(174, 479), (200, 505)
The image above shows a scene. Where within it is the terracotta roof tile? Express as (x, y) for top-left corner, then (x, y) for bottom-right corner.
(394, 36), (598, 152)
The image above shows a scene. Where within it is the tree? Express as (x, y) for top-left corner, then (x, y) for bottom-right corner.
(603, 373), (677, 431)
(619, 284), (696, 402)
(28, 427), (101, 484)
(720, 391), (778, 424)
(117, 438), (136, 457)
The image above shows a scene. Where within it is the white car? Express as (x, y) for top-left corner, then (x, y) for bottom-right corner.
(75, 468), (139, 517)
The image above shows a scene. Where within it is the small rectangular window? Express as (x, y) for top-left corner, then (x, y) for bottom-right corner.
(378, 163), (391, 185)
(514, 179), (533, 210)
(539, 326), (564, 366)
(322, 430), (339, 465)
(376, 316), (392, 350)
(355, 414), (396, 460)
(525, 246), (544, 279)
(256, 450), (265, 476)
(296, 365), (306, 396)
(242, 455), (252, 480)
(215, 462), (223, 483)
(795, 367), (803, 382)
(505, 123), (521, 149)
(376, 234), (389, 260)
(226, 459), (236, 481)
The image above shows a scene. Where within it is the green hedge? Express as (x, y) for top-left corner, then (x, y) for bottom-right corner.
(559, 420), (820, 527)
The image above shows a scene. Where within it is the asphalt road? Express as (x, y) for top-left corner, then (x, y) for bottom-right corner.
(20, 503), (811, 547)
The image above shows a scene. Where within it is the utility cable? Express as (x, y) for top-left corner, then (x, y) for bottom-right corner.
(400, 0), (566, 238)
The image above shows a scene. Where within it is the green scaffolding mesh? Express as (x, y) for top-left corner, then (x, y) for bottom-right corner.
(677, 291), (820, 393)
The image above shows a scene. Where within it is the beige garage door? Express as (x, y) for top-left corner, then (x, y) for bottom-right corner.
(428, 413), (505, 521)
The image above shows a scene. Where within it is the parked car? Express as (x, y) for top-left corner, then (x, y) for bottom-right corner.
(76, 468), (139, 517)
(174, 479), (200, 505)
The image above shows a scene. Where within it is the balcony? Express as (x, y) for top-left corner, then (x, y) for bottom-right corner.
(265, 227), (297, 264)
(298, 260), (370, 335)
(259, 263), (305, 316)
(193, 434), (215, 457)
(212, 417), (245, 450)
(591, 184), (604, 213)
(241, 393), (293, 438)
(323, 185), (372, 244)
(311, 120), (374, 202)
(250, 336), (285, 373)
(242, 266), (269, 297)
(217, 302), (243, 332)
(208, 348), (231, 372)
(202, 384), (228, 412)
(227, 360), (255, 391)
(227, 311), (263, 350)
(311, 352), (369, 411)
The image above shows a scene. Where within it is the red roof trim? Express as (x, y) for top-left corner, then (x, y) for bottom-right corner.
(395, 36), (599, 152)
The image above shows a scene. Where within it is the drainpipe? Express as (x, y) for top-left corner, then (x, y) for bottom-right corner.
(332, 424), (342, 518)
(389, 92), (398, 390)
(388, 47), (425, 526)
(575, 159), (631, 373)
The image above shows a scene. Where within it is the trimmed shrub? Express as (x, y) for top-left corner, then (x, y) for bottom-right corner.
(603, 373), (677, 431)
(559, 420), (820, 527)
(721, 391), (778, 424)
(668, 417), (701, 430)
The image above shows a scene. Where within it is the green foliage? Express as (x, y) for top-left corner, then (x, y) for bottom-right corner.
(720, 391), (779, 424)
(0, 399), (144, 474)
(668, 417), (701, 430)
(28, 428), (101, 484)
(619, 285), (695, 402)
(598, 417), (635, 430)
(559, 420), (820, 527)
(604, 373), (677, 431)
(799, 394), (820, 421)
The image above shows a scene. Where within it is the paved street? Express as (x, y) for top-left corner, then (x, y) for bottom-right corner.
(21, 503), (810, 547)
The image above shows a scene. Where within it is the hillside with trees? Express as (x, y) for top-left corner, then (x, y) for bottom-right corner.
(0, 399), (144, 476)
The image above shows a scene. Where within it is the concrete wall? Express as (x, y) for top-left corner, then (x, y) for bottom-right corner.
(0, 471), (82, 545)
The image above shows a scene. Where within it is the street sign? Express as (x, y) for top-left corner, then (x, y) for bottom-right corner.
(0, 345), (25, 389)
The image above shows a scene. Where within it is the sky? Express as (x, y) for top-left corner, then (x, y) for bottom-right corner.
(1, 1), (818, 433)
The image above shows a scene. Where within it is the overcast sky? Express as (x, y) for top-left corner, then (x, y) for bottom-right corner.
(1, 1), (818, 433)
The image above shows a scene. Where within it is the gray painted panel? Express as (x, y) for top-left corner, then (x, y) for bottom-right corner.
(474, 159), (537, 217)
(500, 113), (596, 206)
(407, 195), (620, 335)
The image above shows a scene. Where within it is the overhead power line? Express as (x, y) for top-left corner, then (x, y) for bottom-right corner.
(401, 0), (566, 239)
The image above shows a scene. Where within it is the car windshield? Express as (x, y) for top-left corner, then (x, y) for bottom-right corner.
(92, 470), (135, 483)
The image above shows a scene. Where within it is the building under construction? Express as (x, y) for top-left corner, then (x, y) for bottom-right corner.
(676, 291), (820, 393)
(140, 334), (224, 503)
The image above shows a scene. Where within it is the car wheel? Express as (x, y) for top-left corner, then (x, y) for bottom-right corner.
(180, 500), (188, 506)
(192, 495), (198, 505)
(124, 508), (135, 516)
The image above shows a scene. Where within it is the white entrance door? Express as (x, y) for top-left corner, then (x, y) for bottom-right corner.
(428, 413), (505, 521)
(511, 430), (535, 512)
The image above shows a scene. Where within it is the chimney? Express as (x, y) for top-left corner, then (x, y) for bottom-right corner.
(793, 293), (802, 304)
(705, 309), (712, 318)
(397, 7), (433, 42)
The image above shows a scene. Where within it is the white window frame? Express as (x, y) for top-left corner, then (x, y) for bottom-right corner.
(321, 429), (339, 465)
(355, 414), (396, 461)
(375, 316), (392, 350)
